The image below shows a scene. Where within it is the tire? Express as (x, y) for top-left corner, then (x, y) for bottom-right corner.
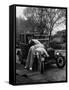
(56, 55), (65, 68)
(40, 61), (44, 74)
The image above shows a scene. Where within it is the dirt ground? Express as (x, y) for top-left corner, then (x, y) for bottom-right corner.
(16, 63), (66, 84)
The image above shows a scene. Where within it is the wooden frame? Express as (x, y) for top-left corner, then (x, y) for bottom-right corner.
(9, 4), (67, 85)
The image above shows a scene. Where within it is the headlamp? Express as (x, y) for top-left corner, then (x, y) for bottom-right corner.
(56, 52), (59, 55)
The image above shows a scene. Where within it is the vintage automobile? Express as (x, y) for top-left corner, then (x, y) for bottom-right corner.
(16, 33), (66, 74)
(34, 47), (66, 74)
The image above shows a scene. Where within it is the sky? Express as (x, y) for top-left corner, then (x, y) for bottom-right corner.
(52, 22), (66, 35)
(16, 7), (66, 35)
(16, 7), (27, 20)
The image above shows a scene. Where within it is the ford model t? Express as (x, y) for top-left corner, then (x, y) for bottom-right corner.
(16, 33), (66, 74)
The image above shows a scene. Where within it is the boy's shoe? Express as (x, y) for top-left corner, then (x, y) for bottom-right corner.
(24, 66), (27, 69)
(24, 66), (29, 70)
(29, 67), (32, 71)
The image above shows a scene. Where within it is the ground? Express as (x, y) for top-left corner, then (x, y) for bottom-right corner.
(16, 49), (66, 84)
(16, 63), (66, 84)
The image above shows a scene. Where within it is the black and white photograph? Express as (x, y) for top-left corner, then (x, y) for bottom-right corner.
(15, 5), (67, 85)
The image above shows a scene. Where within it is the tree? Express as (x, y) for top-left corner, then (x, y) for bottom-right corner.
(24, 7), (48, 34)
(44, 8), (66, 41)
(24, 7), (66, 42)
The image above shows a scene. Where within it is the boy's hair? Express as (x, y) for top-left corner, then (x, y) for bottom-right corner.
(17, 51), (21, 55)
(28, 39), (36, 48)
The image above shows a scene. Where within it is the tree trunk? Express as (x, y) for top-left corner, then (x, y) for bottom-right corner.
(49, 30), (52, 47)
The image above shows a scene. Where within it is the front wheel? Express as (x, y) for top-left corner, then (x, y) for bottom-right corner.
(56, 56), (65, 68)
